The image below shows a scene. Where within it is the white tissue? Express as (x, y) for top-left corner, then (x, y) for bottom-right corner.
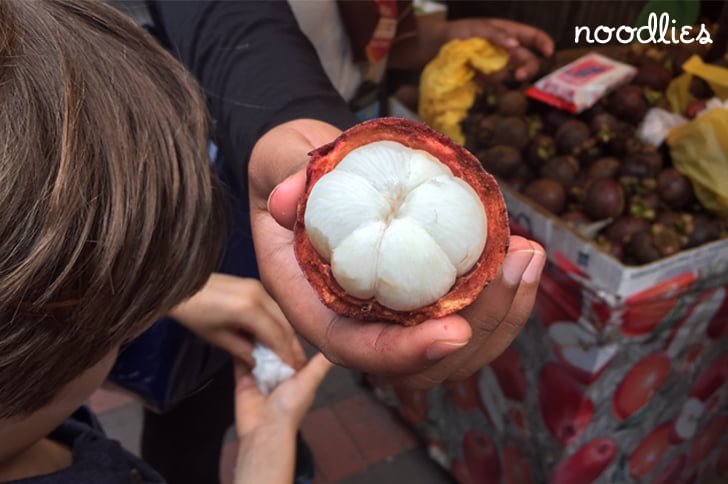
(251, 343), (295, 395)
(637, 107), (687, 146)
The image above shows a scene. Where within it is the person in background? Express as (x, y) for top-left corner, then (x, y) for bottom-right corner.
(289, 0), (554, 112)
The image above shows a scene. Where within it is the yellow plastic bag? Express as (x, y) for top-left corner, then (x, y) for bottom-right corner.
(419, 38), (508, 144)
(666, 55), (728, 115)
(667, 106), (728, 219)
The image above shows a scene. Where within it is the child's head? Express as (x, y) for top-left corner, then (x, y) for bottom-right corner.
(0, 0), (222, 428)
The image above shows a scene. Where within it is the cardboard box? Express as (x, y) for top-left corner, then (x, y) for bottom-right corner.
(371, 86), (728, 484)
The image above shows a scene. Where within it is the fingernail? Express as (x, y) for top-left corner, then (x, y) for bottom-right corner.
(266, 185), (280, 213)
(523, 250), (546, 284)
(502, 249), (534, 286)
(505, 38), (519, 48)
(426, 340), (468, 361)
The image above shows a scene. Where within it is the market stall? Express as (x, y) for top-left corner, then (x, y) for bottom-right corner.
(369, 24), (728, 484)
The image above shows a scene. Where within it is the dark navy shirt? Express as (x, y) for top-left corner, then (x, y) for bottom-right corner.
(6, 408), (162, 484)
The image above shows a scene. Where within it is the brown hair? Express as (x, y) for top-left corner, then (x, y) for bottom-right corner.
(0, 0), (224, 418)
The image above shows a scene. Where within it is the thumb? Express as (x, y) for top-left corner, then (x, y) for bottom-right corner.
(290, 353), (334, 397)
(233, 360), (266, 434)
(267, 169), (306, 231)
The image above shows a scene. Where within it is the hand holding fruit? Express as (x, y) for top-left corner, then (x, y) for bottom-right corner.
(444, 18), (554, 80)
(249, 119), (546, 388)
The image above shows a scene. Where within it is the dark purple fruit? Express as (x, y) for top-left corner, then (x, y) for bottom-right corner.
(627, 192), (660, 220)
(497, 90), (528, 116)
(656, 211), (694, 236)
(629, 232), (661, 264)
(651, 224), (684, 258)
(461, 113), (484, 135)
(582, 101), (608, 123)
(562, 210), (591, 226)
(555, 120), (590, 155)
(609, 84), (648, 124)
(634, 59), (672, 91)
(475, 114), (502, 145)
(627, 223), (684, 264)
(604, 216), (651, 244)
(525, 134), (555, 167)
(541, 155), (579, 189)
(665, 48), (694, 75)
(657, 168), (694, 210)
(583, 178), (625, 220)
(543, 109), (572, 134)
(524, 179), (567, 215)
(685, 214), (720, 248)
(590, 113), (619, 143)
(689, 76), (713, 100)
(587, 157), (620, 180)
(620, 150), (663, 179)
(492, 116), (529, 150)
(596, 236), (625, 261)
(606, 123), (637, 156)
(509, 177), (529, 193)
(478, 145), (522, 179)
(577, 138), (603, 165)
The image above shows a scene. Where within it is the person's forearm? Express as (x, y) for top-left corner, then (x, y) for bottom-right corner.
(234, 425), (297, 484)
(150, 1), (356, 187)
(388, 17), (449, 70)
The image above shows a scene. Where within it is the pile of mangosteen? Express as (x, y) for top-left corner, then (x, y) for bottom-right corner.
(461, 47), (727, 266)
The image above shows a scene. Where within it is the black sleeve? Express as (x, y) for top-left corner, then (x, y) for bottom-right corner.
(148, 1), (357, 184)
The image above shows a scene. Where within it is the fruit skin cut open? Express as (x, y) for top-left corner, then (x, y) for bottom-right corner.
(294, 117), (510, 325)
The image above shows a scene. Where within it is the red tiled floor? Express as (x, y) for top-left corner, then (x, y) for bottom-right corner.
(219, 440), (239, 484)
(301, 406), (369, 482)
(88, 387), (135, 414)
(332, 393), (419, 465)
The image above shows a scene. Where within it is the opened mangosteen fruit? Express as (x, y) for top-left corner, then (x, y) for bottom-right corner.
(294, 118), (510, 325)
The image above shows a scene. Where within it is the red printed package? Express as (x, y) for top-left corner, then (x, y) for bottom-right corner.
(526, 53), (637, 113)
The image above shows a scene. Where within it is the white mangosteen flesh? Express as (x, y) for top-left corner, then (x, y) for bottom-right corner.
(304, 140), (487, 311)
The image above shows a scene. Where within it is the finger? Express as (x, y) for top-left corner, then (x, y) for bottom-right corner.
(393, 236), (535, 388)
(509, 47), (541, 81)
(225, 336), (255, 368)
(291, 353), (333, 395)
(258, 290), (298, 343)
(267, 169), (306, 230)
(489, 19), (554, 57)
(241, 308), (299, 367)
(233, 360), (265, 435)
(465, 23), (519, 50)
(322, 313), (472, 376)
(290, 337), (307, 370)
(451, 243), (545, 380)
(253, 289), (305, 367)
(267, 353), (334, 428)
